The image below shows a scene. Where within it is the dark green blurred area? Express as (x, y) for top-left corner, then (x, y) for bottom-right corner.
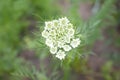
(0, 0), (120, 80)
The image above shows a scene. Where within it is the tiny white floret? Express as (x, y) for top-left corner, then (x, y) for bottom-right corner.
(56, 50), (66, 60)
(45, 39), (53, 47)
(50, 47), (57, 54)
(64, 36), (71, 43)
(57, 41), (64, 48)
(68, 28), (75, 36)
(62, 45), (72, 51)
(70, 38), (81, 48)
(53, 20), (59, 27)
(45, 21), (53, 30)
(42, 30), (49, 38)
(59, 17), (69, 25)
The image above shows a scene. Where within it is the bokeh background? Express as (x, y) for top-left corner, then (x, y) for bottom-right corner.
(0, 0), (120, 80)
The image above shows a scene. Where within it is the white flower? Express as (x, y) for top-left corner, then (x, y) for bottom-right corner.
(64, 36), (70, 43)
(42, 17), (82, 60)
(57, 41), (64, 48)
(45, 21), (53, 30)
(53, 20), (59, 27)
(45, 39), (53, 47)
(62, 45), (72, 51)
(42, 30), (49, 38)
(56, 50), (66, 60)
(50, 47), (57, 54)
(68, 28), (75, 36)
(59, 17), (69, 25)
(67, 23), (73, 29)
(49, 30), (56, 36)
(70, 38), (81, 48)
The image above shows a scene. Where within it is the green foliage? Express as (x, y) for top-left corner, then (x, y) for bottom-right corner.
(0, 0), (59, 80)
(12, 65), (39, 80)
(12, 63), (60, 80)
(76, 0), (115, 45)
(0, 0), (30, 79)
(102, 61), (113, 80)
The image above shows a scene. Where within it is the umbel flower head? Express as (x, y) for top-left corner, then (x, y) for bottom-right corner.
(42, 17), (81, 60)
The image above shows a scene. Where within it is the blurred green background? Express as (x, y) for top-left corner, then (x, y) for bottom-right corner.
(0, 0), (120, 80)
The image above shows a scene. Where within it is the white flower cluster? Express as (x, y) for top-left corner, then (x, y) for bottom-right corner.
(42, 17), (81, 60)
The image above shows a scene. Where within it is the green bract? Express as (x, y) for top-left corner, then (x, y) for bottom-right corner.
(42, 17), (81, 60)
